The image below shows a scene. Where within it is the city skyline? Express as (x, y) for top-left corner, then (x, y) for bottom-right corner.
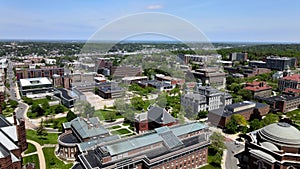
(1, 0), (300, 42)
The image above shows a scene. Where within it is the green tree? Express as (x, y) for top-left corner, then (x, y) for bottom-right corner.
(226, 114), (247, 133)
(156, 92), (168, 108)
(8, 99), (18, 109)
(249, 119), (262, 131)
(209, 132), (226, 153)
(238, 89), (252, 101)
(197, 110), (208, 119)
(130, 97), (145, 111)
(31, 103), (45, 117)
(261, 113), (279, 126)
(66, 110), (77, 122)
(105, 111), (116, 122)
(36, 119), (47, 136)
(54, 105), (64, 114)
(41, 101), (50, 110)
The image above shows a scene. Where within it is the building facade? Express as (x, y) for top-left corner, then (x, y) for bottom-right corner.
(58, 117), (111, 160)
(208, 101), (269, 128)
(191, 68), (226, 89)
(278, 74), (300, 91)
(19, 77), (53, 97)
(241, 122), (300, 169)
(244, 81), (272, 98)
(229, 52), (248, 62)
(15, 66), (64, 81)
(135, 105), (178, 134)
(260, 95), (300, 113)
(72, 122), (211, 169)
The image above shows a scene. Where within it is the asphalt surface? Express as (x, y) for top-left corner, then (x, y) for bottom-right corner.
(225, 141), (244, 169)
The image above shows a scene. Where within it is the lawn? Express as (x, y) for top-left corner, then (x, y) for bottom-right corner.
(94, 109), (123, 121)
(44, 117), (67, 131)
(111, 128), (131, 135)
(26, 129), (59, 145)
(23, 154), (40, 169)
(24, 142), (37, 154)
(43, 147), (73, 169)
(108, 125), (121, 130)
(2, 107), (15, 117)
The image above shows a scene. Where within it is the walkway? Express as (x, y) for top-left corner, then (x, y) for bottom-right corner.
(27, 140), (46, 169)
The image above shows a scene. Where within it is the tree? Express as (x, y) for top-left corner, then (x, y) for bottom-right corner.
(197, 110), (208, 119)
(8, 99), (18, 108)
(261, 113), (279, 126)
(226, 114), (247, 134)
(238, 89), (252, 101)
(36, 119), (47, 136)
(249, 119), (262, 131)
(209, 132), (226, 153)
(105, 111), (116, 122)
(74, 100), (94, 117)
(130, 97), (145, 111)
(66, 110), (77, 122)
(41, 101), (50, 110)
(54, 105), (64, 114)
(31, 103), (45, 117)
(156, 92), (168, 108)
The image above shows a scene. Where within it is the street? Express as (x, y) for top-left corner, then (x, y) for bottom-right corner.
(225, 141), (244, 169)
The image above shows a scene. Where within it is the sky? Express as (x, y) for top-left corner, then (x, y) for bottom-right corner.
(1, 0), (300, 42)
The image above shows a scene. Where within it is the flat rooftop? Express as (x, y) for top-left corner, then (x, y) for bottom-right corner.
(20, 77), (52, 87)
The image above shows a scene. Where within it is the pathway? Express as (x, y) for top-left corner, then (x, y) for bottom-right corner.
(27, 140), (46, 169)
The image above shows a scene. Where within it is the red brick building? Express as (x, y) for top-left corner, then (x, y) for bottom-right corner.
(244, 81), (272, 98)
(279, 74), (300, 91)
(0, 113), (28, 169)
(135, 105), (178, 134)
(260, 94), (300, 113)
(208, 101), (269, 128)
(240, 122), (300, 169)
(72, 122), (211, 169)
(15, 66), (64, 81)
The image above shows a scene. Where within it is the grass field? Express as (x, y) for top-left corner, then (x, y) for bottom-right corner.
(43, 147), (73, 169)
(23, 154), (40, 169)
(108, 125), (121, 130)
(26, 129), (59, 145)
(94, 109), (123, 121)
(24, 142), (37, 154)
(111, 128), (131, 135)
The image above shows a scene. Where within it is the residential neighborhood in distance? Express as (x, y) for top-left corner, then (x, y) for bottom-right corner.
(0, 1), (300, 169)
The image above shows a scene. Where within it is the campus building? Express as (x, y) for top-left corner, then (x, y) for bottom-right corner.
(259, 95), (300, 113)
(0, 113), (28, 169)
(15, 66), (64, 81)
(135, 105), (178, 134)
(208, 101), (269, 128)
(249, 56), (297, 71)
(240, 122), (300, 169)
(244, 81), (272, 98)
(278, 74), (300, 91)
(54, 88), (78, 108)
(19, 77), (53, 97)
(72, 122), (211, 169)
(96, 82), (124, 99)
(137, 80), (175, 92)
(229, 52), (248, 62)
(191, 67), (226, 89)
(58, 117), (112, 161)
(181, 86), (232, 118)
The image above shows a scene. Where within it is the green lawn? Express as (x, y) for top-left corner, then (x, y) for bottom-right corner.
(111, 128), (131, 135)
(26, 129), (59, 145)
(108, 125), (121, 130)
(199, 154), (221, 169)
(23, 154), (39, 169)
(24, 142), (37, 154)
(43, 147), (73, 169)
(2, 107), (14, 117)
(44, 117), (67, 130)
(94, 109), (123, 121)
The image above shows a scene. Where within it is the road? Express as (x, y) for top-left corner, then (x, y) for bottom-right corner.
(225, 141), (244, 169)
(27, 140), (46, 169)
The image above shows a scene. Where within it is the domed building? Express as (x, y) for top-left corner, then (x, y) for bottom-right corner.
(242, 122), (300, 169)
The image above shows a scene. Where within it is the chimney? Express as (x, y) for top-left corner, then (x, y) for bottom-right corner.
(13, 112), (17, 125)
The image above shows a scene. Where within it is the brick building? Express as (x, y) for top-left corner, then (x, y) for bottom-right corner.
(260, 95), (300, 113)
(244, 81), (272, 98)
(240, 122), (300, 169)
(71, 122), (210, 169)
(58, 117), (112, 161)
(0, 113), (28, 169)
(278, 74), (300, 91)
(208, 101), (269, 128)
(229, 52), (248, 62)
(191, 67), (226, 89)
(15, 66), (64, 81)
(135, 105), (178, 134)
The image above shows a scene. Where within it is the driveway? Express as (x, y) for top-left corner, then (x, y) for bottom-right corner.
(27, 140), (46, 169)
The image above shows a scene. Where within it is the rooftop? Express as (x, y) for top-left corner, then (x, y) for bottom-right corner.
(281, 74), (300, 82)
(20, 77), (52, 87)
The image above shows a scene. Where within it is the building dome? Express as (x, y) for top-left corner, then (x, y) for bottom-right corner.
(260, 142), (279, 151)
(259, 122), (300, 146)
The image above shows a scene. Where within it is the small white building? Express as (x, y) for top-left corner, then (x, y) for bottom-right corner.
(45, 59), (56, 65)
(19, 77), (53, 97)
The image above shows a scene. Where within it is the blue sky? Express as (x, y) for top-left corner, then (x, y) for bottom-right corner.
(0, 0), (300, 42)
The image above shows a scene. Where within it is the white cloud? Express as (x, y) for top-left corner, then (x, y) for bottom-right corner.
(146, 5), (163, 10)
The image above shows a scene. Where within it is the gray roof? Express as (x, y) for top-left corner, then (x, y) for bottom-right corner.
(259, 122), (300, 146)
(1, 126), (18, 142)
(66, 117), (109, 140)
(104, 122), (208, 156)
(249, 149), (276, 162)
(0, 131), (19, 151)
(0, 115), (11, 127)
(78, 135), (120, 152)
(147, 106), (176, 124)
(10, 152), (20, 162)
(0, 143), (10, 158)
(182, 94), (206, 103)
(135, 112), (148, 122)
(260, 142), (279, 151)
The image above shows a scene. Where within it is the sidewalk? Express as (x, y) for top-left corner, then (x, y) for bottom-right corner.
(27, 140), (46, 169)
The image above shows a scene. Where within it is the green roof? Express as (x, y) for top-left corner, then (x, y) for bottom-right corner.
(105, 122), (208, 156)
(64, 117), (109, 140)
